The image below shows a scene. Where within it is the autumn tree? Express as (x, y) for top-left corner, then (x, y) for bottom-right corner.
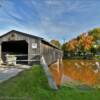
(78, 33), (94, 52)
(88, 28), (100, 40)
(66, 39), (78, 53)
(88, 28), (100, 54)
(62, 33), (95, 58)
(50, 40), (61, 48)
(62, 27), (100, 58)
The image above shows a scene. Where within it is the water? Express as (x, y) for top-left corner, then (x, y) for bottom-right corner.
(49, 59), (100, 86)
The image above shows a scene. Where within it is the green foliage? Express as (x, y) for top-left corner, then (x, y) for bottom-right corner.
(50, 40), (61, 48)
(88, 28), (100, 40)
(62, 43), (67, 52)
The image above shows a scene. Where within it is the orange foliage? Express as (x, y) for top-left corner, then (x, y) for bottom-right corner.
(63, 33), (94, 53)
(67, 39), (78, 52)
(79, 35), (94, 51)
(50, 60), (99, 86)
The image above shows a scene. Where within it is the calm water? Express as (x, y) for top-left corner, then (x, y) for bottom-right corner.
(49, 59), (100, 86)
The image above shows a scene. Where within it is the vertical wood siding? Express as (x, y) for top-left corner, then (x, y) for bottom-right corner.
(0, 31), (63, 65)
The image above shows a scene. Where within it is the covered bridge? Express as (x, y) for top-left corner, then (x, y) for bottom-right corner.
(0, 30), (63, 65)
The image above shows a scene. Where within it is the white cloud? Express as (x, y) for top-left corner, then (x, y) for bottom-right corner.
(0, 0), (99, 42)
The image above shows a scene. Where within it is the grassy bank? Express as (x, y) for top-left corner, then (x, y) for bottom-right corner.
(0, 65), (100, 100)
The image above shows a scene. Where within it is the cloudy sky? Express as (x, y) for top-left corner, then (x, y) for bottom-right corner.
(0, 0), (100, 43)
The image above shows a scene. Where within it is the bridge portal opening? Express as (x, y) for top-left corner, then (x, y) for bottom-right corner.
(1, 40), (28, 64)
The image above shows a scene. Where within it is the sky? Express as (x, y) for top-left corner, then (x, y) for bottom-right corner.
(0, 0), (100, 43)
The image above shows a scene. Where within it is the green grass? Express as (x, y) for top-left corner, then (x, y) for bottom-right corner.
(0, 65), (100, 100)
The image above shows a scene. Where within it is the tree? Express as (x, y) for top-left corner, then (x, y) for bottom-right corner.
(88, 28), (100, 54)
(50, 40), (61, 48)
(62, 27), (100, 58)
(66, 39), (78, 53)
(79, 34), (94, 52)
(88, 28), (100, 40)
(62, 43), (69, 58)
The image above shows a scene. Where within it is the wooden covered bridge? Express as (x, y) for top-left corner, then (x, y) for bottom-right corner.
(0, 30), (63, 66)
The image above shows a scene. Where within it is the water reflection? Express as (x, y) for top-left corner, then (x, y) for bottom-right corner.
(49, 59), (100, 86)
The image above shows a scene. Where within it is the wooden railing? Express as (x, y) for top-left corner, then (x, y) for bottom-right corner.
(5, 54), (40, 65)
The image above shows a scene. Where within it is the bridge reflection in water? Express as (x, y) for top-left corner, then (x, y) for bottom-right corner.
(49, 59), (63, 86)
(49, 59), (100, 86)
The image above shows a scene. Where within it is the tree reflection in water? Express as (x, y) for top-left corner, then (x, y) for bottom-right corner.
(49, 59), (100, 86)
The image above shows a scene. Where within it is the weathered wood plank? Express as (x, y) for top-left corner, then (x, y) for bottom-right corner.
(0, 30), (63, 65)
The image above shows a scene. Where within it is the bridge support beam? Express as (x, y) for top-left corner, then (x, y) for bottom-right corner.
(41, 56), (58, 90)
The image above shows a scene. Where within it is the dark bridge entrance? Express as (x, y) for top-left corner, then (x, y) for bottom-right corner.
(1, 40), (28, 64)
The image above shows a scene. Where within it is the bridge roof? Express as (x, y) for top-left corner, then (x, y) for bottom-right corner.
(0, 30), (61, 50)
